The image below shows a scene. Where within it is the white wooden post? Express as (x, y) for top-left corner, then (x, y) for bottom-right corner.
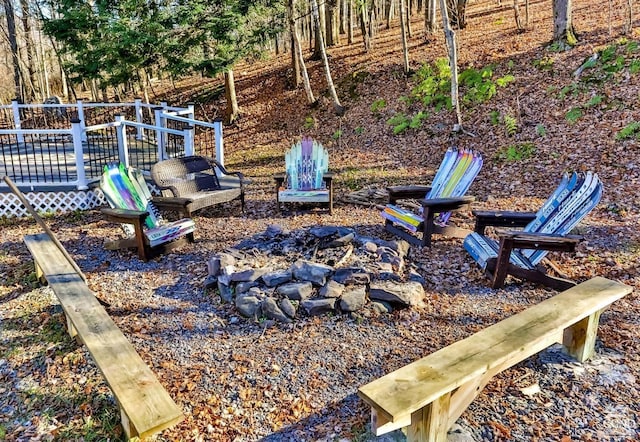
(134, 97), (144, 140)
(187, 102), (195, 120)
(153, 107), (166, 161)
(183, 125), (194, 156)
(214, 117), (224, 166)
(71, 119), (88, 190)
(160, 101), (169, 154)
(11, 99), (24, 144)
(76, 100), (87, 142)
(115, 115), (130, 168)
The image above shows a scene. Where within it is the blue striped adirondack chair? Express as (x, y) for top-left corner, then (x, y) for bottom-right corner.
(100, 163), (196, 261)
(275, 138), (334, 214)
(381, 147), (483, 247)
(463, 171), (603, 290)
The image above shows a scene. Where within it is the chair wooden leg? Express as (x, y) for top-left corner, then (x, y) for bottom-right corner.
(421, 208), (436, 247)
(491, 237), (515, 288)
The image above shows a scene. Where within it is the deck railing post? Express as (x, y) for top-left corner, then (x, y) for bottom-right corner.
(183, 125), (194, 156)
(71, 118), (88, 190)
(153, 107), (166, 161)
(214, 117), (224, 166)
(76, 100), (87, 142)
(134, 97), (144, 140)
(115, 115), (130, 168)
(11, 99), (24, 144)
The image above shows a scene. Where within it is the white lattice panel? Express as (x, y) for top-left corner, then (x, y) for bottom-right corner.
(0, 190), (107, 218)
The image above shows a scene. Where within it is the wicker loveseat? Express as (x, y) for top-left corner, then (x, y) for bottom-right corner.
(151, 155), (247, 217)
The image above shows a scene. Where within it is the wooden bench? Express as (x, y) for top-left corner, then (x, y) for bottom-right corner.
(358, 277), (632, 442)
(24, 233), (184, 440)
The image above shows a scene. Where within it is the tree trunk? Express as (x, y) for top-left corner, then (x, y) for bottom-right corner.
(4, 0), (22, 101)
(425, 0), (437, 35)
(406, 0), (413, 37)
(386, 0), (394, 29)
(438, 0), (463, 131)
(310, 0), (344, 115)
(293, 12), (316, 105)
(624, 0), (633, 34)
(347, 0), (354, 44)
(20, 0), (38, 101)
(288, 0), (301, 88)
(514, 0), (524, 31)
(224, 69), (240, 124)
(552, 0), (577, 48)
(360, 0), (372, 51)
(399, 0), (410, 73)
(312, 0), (327, 59)
(325, 0), (340, 46)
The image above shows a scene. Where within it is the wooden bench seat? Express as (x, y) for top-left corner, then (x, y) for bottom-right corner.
(358, 277), (632, 441)
(24, 233), (184, 440)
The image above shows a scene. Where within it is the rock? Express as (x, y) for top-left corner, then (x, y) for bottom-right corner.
(339, 286), (367, 312)
(291, 260), (334, 286)
(333, 267), (370, 285)
(207, 253), (236, 276)
(217, 280), (234, 303)
(301, 298), (336, 316)
(231, 268), (265, 282)
(277, 281), (314, 300)
(409, 269), (426, 285)
(319, 279), (345, 298)
(262, 297), (292, 323)
(364, 241), (378, 253)
(369, 281), (425, 307)
(204, 274), (217, 290)
(266, 224), (288, 237)
(262, 269), (293, 287)
(236, 281), (258, 294)
(279, 298), (297, 318)
(309, 226), (340, 238)
(324, 232), (355, 248)
(235, 293), (261, 318)
(371, 300), (393, 314)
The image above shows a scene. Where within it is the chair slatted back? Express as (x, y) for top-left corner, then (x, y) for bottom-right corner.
(427, 148), (483, 224)
(522, 171), (603, 265)
(100, 163), (161, 229)
(284, 138), (329, 191)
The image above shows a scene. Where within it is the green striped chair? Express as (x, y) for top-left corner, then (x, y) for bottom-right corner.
(381, 148), (483, 247)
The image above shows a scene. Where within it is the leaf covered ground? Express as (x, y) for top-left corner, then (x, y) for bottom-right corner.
(1, 1), (640, 440)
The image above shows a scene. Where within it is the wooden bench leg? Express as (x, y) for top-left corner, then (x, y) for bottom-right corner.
(65, 314), (79, 341)
(563, 309), (602, 362)
(120, 407), (137, 440)
(34, 261), (46, 284)
(407, 392), (451, 442)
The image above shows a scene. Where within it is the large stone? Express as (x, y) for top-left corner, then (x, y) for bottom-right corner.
(339, 286), (367, 312)
(324, 232), (355, 248)
(279, 298), (297, 319)
(262, 297), (292, 323)
(319, 279), (345, 298)
(277, 281), (314, 300)
(301, 298), (336, 316)
(369, 281), (425, 307)
(291, 260), (334, 286)
(333, 267), (370, 285)
(262, 269), (293, 287)
(235, 293), (261, 318)
(236, 281), (258, 294)
(217, 280), (234, 303)
(207, 253), (236, 276)
(231, 268), (265, 282)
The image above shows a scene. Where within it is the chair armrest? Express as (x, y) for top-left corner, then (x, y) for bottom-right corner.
(274, 173), (286, 189)
(497, 231), (581, 252)
(101, 207), (148, 224)
(151, 196), (193, 212)
(473, 210), (537, 234)
(323, 172), (334, 186)
(387, 185), (432, 203)
(420, 195), (475, 211)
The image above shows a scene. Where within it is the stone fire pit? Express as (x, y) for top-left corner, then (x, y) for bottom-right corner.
(205, 225), (426, 322)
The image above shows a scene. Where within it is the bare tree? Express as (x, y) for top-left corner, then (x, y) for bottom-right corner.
(425, 0), (437, 35)
(291, 0), (316, 104)
(438, 0), (463, 131)
(19, 0), (38, 101)
(3, 0), (22, 101)
(310, 0), (344, 115)
(399, 0), (410, 73)
(224, 70), (240, 124)
(288, 0), (301, 88)
(552, 0), (577, 48)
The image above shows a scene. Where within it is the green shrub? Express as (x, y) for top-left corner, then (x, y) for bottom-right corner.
(370, 98), (386, 113)
(495, 142), (536, 162)
(565, 107), (583, 124)
(616, 121), (640, 140)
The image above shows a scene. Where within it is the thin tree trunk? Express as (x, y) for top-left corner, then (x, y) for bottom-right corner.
(313, 0), (326, 59)
(310, 0), (344, 115)
(386, 0), (394, 29)
(19, 0), (38, 101)
(224, 69), (240, 124)
(406, 0), (413, 37)
(425, 0), (437, 35)
(293, 13), (316, 105)
(399, 0), (410, 73)
(514, 0), (524, 31)
(438, 0), (463, 131)
(4, 0), (22, 101)
(525, 0), (530, 27)
(288, 0), (301, 88)
(625, 0), (633, 34)
(360, 0), (372, 51)
(552, 0), (577, 48)
(348, 0), (354, 44)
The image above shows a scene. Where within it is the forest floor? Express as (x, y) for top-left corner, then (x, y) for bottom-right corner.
(1, 0), (640, 441)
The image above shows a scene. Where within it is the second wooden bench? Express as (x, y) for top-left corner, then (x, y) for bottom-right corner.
(358, 276), (632, 442)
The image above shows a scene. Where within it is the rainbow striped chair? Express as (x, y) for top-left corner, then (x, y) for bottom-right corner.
(381, 148), (483, 247)
(464, 171), (603, 290)
(275, 138), (334, 214)
(100, 163), (195, 261)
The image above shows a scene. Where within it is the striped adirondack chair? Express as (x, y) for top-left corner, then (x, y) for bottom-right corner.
(275, 138), (334, 214)
(381, 147), (483, 247)
(100, 163), (195, 261)
(463, 171), (603, 290)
